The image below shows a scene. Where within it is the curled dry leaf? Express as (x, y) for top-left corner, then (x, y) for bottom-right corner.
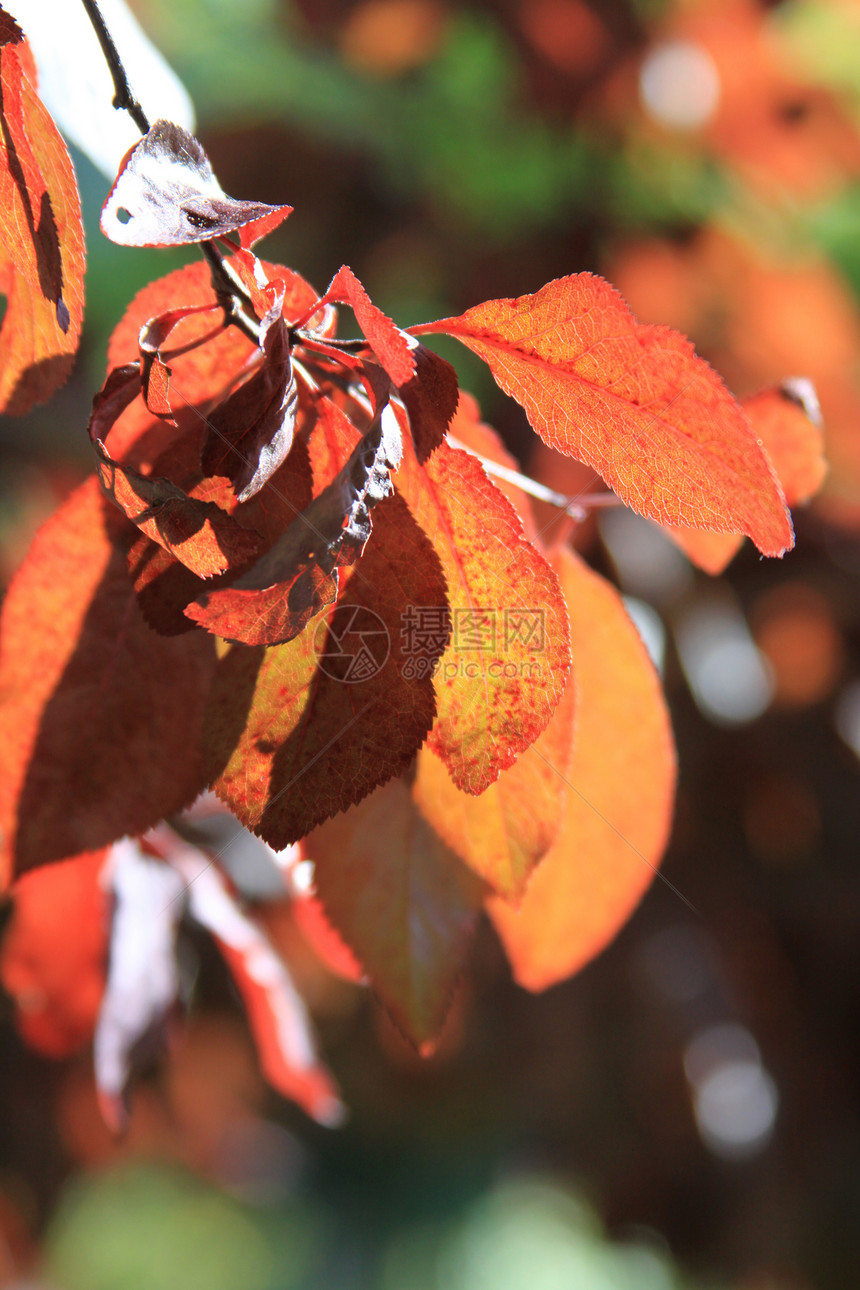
(101, 119), (290, 248)
(413, 274), (794, 557)
(167, 838), (344, 1126)
(89, 364), (264, 580)
(489, 548), (677, 991)
(187, 398), (404, 645)
(0, 12), (84, 412)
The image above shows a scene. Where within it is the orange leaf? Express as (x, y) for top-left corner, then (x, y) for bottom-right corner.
(395, 434), (571, 793)
(669, 381), (827, 574)
(0, 849), (108, 1056)
(446, 390), (539, 540)
(0, 16), (84, 412)
(489, 548), (676, 990)
(0, 478), (217, 877)
(206, 494), (447, 848)
(413, 651), (575, 899)
(312, 264), (416, 387)
(414, 275), (793, 556)
(308, 776), (484, 1047)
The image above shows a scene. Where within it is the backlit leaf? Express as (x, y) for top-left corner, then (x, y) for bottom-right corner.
(206, 494), (447, 848)
(0, 13), (84, 412)
(413, 650), (576, 900)
(489, 548), (676, 990)
(308, 776), (484, 1047)
(0, 848), (108, 1056)
(311, 264), (416, 387)
(0, 478), (217, 877)
(395, 434), (571, 794)
(414, 275), (794, 557)
(669, 380), (828, 574)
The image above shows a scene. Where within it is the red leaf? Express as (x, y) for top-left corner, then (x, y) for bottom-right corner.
(290, 888), (364, 984)
(413, 649), (576, 899)
(89, 364), (265, 579)
(0, 18), (84, 412)
(0, 849), (108, 1056)
(169, 841), (344, 1126)
(105, 261), (321, 469)
(399, 341), (460, 461)
(668, 380), (828, 574)
(206, 494), (447, 848)
(489, 549), (676, 990)
(312, 265), (416, 387)
(413, 275), (794, 557)
(100, 120), (290, 248)
(186, 400), (403, 645)
(0, 478), (217, 876)
(308, 776), (484, 1047)
(395, 434), (571, 794)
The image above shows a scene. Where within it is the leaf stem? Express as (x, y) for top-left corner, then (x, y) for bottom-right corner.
(446, 437), (621, 520)
(80, 0), (150, 134)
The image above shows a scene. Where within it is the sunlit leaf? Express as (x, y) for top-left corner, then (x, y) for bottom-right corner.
(206, 494), (447, 848)
(309, 776), (484, 1047)
(395, 433), (570, 794)
(0, 13), (84, 412)
(489, 548), (676, 990)
(0, 478), (216, 877)
(414, 275), (794, 556)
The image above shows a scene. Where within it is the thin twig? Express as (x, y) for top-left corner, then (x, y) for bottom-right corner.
(80, 0), (150, 133)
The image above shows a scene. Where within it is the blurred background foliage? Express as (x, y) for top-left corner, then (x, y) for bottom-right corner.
(2, 0), (860, 1287)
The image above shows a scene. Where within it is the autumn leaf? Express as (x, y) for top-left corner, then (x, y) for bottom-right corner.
(88, 364), (264, 580)
(309, 264), (415, 387)
(200, 312), (298, 503)
(104, 260), (321, 468)
(0, 13), (84, 412)
(413, 648), (576, 900)
(166, 837), (344, 1126)
(0, 477), (217, 877)
(206, 493), (448, 848)
(308, 776), (485, 1048)
(100, 120), (290, 248)
(413, 275), (794, 557)
(398, 340), (460, 461)
(445, 390), (540, 540)
(394, 433), (571, 794)
(489, 548), (676, 990)
(187, 397), (403, 645)
(668, 380), (827, 575)
(0, 849), (109, 1056)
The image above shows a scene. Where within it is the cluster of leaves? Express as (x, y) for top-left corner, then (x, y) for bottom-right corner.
(0, 5), (826, 1122)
